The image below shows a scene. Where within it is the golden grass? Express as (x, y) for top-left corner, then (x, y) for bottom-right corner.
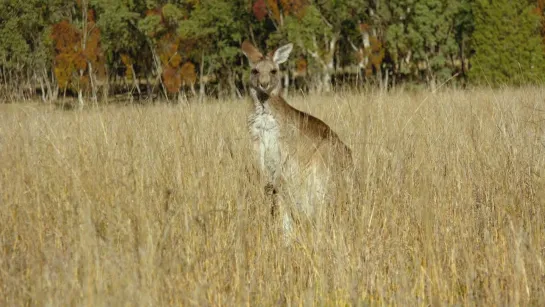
(1, 87), (545, 306)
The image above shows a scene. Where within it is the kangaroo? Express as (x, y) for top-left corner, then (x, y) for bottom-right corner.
(241, 40), (353, 239)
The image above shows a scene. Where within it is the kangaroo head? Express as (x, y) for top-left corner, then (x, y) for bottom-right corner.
(241, 40), (293, 96)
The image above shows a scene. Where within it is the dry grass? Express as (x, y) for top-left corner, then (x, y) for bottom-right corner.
(1, 87), (545, 306)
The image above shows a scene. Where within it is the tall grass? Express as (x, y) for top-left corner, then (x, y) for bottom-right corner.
(1, 87), (545, 305)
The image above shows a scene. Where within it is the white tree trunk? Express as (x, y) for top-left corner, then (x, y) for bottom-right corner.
(199, 51), (206, 103)
(322, 65), (332, 93)
(79, 0), (88, 108)
(88, 61), (98, 104)
(148, 42), (168, 100)
(307, 33), (338, 93)
(283, 72), (289, 97)
(130, 63), (141, 96)
(78, 89), (84, 109)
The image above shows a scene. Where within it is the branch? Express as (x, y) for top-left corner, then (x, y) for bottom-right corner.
(308, 35), (326, 67)
(347, 37), (359, 52)
(329, 33), (338, 53)
(265, 3), (279, 30)
(310, 0), (333, 29)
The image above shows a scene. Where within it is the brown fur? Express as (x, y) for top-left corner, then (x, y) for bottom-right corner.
(266, 94), (353, 169)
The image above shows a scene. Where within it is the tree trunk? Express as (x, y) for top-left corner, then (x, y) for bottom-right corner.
(146, 74), (152, 100)
(148, 42), (168, 100)
(199, 51), (206, 103)
(102, 65), (109, 103)
(80, 0), (89, 107)
(283, 71), (289, 97)
(307, 33), (338, 93)
(37, 72), (46, 103)
(78, 89), (84, 108)
(378, 66), (384, 91)
(227, 69), (241, 100)
(49, 67), (59, 102)
(425, 56), (436, 92)
(383, 69), (389, 93)
(177, 90), (187, 104)
(460, 38), (467, 82)
(42, 68), (52, 102)
(428, 74), (437, 93)
(88, 61), (98, 104)
(190, 83), (196, 97)
(322, 59), (334, 93)
(130, 63), (141, 97)
(1, 66), (7, 101)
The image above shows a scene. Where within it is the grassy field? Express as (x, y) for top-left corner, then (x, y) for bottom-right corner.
(1, 87), (545, 306)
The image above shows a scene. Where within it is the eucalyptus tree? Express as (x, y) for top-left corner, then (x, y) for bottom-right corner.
(178, 0), (250, 100)
(384, 0), (463, 89)
(0, 0), (54, 101)
(470, 0), (545, 85)
(284, 0), (368, 92)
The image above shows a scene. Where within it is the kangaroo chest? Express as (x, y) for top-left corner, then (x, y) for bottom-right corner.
(249, 110), (281, 174)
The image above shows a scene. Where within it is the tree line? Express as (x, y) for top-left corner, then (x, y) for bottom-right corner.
(1, 0), (544, 104)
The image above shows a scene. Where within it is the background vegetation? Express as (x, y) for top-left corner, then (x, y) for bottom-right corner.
(1, 0), (545, 104)
(1, 88), (545, 305)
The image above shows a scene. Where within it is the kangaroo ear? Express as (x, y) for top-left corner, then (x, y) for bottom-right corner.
(241, 40), (263, 65)
(273, 43), (293, 65)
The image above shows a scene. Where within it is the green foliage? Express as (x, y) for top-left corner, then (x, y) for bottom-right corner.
(92, 0), (142, 53)
(470, 0), (545, 85)
(178, 0), (248, 72)
(162, 4), (183, 26)
(138, 14), (165, 39)
(285, 5), (330, 53)
(284, 0), (367, 74)
(0, 0), (52, 68)
(313, 0), (368, 29)
(385, 0), (462, 82)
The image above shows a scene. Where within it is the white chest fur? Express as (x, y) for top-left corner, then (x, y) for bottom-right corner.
(249, 109), (281, 182)
(248, 90), (281, 183)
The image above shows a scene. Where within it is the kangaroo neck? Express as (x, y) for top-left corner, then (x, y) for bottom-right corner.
(250, 88), (270, 109)
(249, 87), (281, 112)
(250, 87), (301, 126)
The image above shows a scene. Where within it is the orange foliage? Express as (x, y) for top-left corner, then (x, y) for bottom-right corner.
(144, 5), (198, 94)
(51, 21), (85, 88)
(157, 34), (180, 67)
(162, 67), (182, 93)
(157, 35), (183, 93)
(355, 22), (385, 78)
(254, 0), (308, 23)
(359, 23), (370, 32)
(295, 58), (307, 76)
(120, 54), (134, 80)
(267, 0), (281, 23)
(178, 39), (197, 56)
(170, 54), (182, 68)
(279, 0), (308, 19)
(369, 36), (384, 70)
(84, 10), (104, 75)
(536, 0), (545, 45)
(51, 10), (104, 90)
(51, 21), (82, 55)
(180, 62), (196, 86)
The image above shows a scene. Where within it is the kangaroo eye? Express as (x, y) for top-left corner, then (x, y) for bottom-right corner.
(271, 69), (278, 75)
(251, 69), (259, 75)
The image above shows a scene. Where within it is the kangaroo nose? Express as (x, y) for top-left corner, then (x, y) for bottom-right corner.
(259, 76), (270, 89)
